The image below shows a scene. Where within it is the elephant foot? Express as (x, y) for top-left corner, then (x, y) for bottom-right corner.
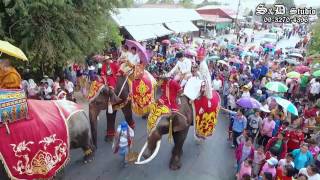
(169, 155), (182, 170)
(104, 136), (114, 143)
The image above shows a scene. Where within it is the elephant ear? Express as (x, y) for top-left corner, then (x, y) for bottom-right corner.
(172, 112), (188, 132)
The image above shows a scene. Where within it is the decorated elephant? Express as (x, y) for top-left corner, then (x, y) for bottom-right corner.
(88, 71), (157, 148)
(0, 95), (94, 180)
(135, 90), (221, 170)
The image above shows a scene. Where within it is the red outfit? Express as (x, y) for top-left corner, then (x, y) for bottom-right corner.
(286, 131), (304, 151)
(101, 62), (119, 89)
(265, 137), (287, 159)
(235, 143), (254, 162)
(304, 107), (318, 118)
(159, 79), (181, 111)
(276, 167), (293, 180)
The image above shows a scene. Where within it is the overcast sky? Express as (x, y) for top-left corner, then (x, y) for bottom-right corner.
(138, 0), (319, 8)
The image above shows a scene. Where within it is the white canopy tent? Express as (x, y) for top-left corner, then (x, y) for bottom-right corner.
(111, 8), (202, 41)
(165, 21), (199, 33)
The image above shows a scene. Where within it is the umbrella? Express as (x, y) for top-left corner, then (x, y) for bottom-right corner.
(284, 58), (300, 65)
(312, 69), (320, 77)
(206, 55), (220, 61)
(295, 65), (311, 74)
(265, 81), (288, 93)
(0, 40), (28, 61)
(184, 49), (197, 57)
(125, 39), (148, 64)
(236, 97), (262, 109)
(217, 60), (229, 66)
(288, 53), (303, 59)
(170, 37), (178, 44)
(286, 71), (301, 79)
(265, 43), (274, 49)
(274, 97), (298, 116)
(92, 54), (105, 61)
(229, 57), (242, 64)
(162, 39), (170, 45)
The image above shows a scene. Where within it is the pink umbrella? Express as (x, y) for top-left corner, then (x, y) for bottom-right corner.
(184, 49), (197, 57)
(295, 65), (311, 73)
(265, 43), (274, 49)
(125, 39), (149, 64)
(162, 39), (170, 45)
(172, 43), (184, 49)
(229, 57), (242, 64)
(92, 54), (105, 61)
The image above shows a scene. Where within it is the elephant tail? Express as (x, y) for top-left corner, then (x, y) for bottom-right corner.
(135, 140), (161, 165)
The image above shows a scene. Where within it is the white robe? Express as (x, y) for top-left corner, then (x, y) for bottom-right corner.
(198, 60), (213, 99)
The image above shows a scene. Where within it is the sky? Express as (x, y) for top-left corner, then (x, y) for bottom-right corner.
(138, 0), (320, 8)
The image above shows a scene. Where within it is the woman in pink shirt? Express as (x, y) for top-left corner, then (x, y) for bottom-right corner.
(258, 114), (276, 146)
(260, 157), (278, 178)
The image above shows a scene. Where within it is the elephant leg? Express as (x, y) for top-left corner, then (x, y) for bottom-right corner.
(170, 127), (189, 170)
(122, 102), (135, 129)
(89, 103), (99, 148)
(105, 110), (117, 142)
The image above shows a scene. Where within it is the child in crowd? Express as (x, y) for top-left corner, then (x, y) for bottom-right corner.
(278, 154), (295, 170)
(253, 146), (266, 178)
(237, 159), (253, 180)
(260, 157), (278, 179)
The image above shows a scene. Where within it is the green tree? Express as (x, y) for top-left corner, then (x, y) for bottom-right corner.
(147, 0), (159, 4)
(275, 0), (295, 8)
(160, 0), (174, 4)
(196, 1), (221, 8)
(179, 0), (194, 8)
(0, 0), (131, 78)
(308, 21), (320, 55)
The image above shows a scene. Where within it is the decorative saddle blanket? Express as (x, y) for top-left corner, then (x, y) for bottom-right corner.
(130, 70), (157, 116)
(192, 90), (221, 140)
(87, 81), (105, 102)
(0, 100), (82, 180)
(147, 101), (171, 134)
(0, 89), (28, 124)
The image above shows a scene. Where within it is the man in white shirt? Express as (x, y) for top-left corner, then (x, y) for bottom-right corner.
(212, 75), (222, 92)
(310, 78), (320, 100)
(198, 59), (213, 99)
(43, 82), (52, 100)
(43, 75), (54, 87)
(167, 52), (192, 87)
(299, 165), (320, 180)
(64, 79), (74, 94)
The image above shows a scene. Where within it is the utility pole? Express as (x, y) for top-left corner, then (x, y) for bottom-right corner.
(234, 0), (241, 34)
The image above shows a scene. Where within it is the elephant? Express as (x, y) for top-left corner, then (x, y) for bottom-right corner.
(136, 92), (221, 170)
(0, 109), (95, 180)
(136, 95), (193, 170)
(89, 75), (135, 147)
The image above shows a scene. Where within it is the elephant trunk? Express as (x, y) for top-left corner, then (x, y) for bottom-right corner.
(135, 140), (161, 165)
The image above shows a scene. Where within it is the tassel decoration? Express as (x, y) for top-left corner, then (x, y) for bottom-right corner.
(168, 117), (173, 144)
(108, 101), (113, 114)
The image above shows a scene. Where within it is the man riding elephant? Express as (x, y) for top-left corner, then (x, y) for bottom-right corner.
(119, 46), (140, 76)
(167, 52), (192, 88)
(101, 55), (119, 94)
(0, 56), (21, 89)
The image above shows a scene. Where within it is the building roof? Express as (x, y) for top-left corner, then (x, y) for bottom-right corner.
(196, 5), (238, 19)
(111, 8), (203, 27)
(200, 14), (233, 23)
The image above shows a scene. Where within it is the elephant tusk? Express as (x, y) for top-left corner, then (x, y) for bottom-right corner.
(135, 140), (161, 165)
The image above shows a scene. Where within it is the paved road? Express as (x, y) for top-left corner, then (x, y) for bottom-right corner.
(61, 96), (234, 180)
(61, 33), (302, 180)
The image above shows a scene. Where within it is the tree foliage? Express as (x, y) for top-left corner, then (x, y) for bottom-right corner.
(0, 0), (131, 77)
(308, 21), (320, 55)
(196, 1), (222, 8)
(275, 0), (295, 8)
(179, 0), (194, 8)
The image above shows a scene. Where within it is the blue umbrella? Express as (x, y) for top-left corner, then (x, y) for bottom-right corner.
(274, 97), (298, 116)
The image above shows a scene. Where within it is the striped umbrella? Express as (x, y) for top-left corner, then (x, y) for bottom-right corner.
(274, 97), (298, 116)
(265, 82), (288, 93)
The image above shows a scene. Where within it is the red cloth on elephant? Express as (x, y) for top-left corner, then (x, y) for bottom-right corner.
(0, 100), (82, 180)
(304, 107), (318, 118)
(159, 79), (181, 111)
(101, 61), (119, 89)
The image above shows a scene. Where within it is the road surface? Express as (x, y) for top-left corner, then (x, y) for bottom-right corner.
(61, 34), (301, 180)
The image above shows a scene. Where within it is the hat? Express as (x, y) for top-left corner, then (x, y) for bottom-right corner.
(104, 55), (111, 60)
(175, 52), (183, 59)
(120, 121), (128, 130)
(43, 75), (49, 78)
(266, 157), (278, 166)
(257, 90), (262, 94)
(304, 72), (310, 76)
